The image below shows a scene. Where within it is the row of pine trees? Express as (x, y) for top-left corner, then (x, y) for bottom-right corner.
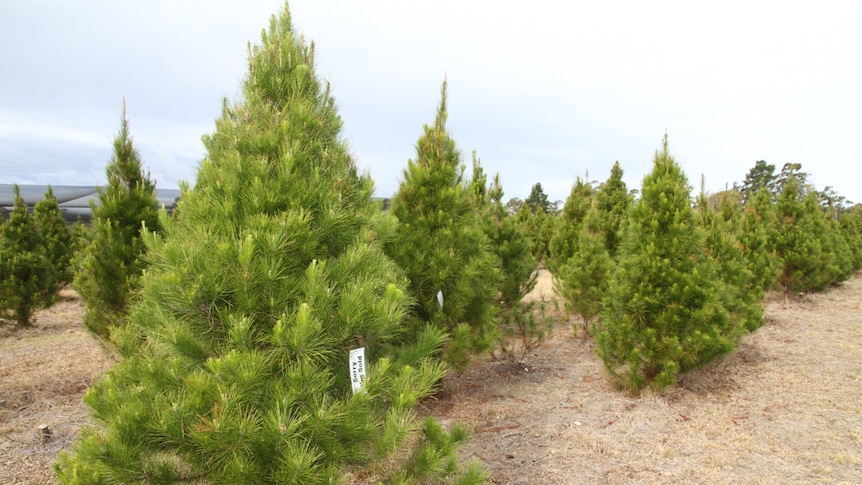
(1, 3), (860, 483)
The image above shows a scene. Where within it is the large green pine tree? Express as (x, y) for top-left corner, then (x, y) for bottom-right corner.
(385, 80), (502, 370)
(548, 176), (593, 274)
(56, 7), (485, 484)
(73, 102), (161, 337)
(34, 185), (74, 291)
(596, 137), (740, 393)
(0, 185), (54, 327)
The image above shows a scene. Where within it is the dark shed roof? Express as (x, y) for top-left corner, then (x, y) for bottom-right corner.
(0, 184), (181, 224)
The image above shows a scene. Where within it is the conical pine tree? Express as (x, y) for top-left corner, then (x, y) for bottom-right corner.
(34, 185), (74, 291)
(696, 189), (763, 332)
(595, 161), (633, 258)
(740, 187), (782, 293)
(596, 137), (738, 393)
(554, 199), (612, 341)
(385, 80), (502, 370)
(56, 7), (484, 484)
(0, 185), (53, 327)
(548, 176), (593, 274)
(73, 102), (161, 337)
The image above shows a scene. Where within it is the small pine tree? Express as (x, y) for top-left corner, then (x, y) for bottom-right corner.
(386, 80), (502, 369)
(773, 178), (842, 292)
(73, 102), (161, 338)
(56, 7), (483, 483)
(697, 189), (764, 332)
(554, 199), (612, 341)
(595, 161), (633, 258)
(548, 176), (593, 274)
(515, 203), (554, 263)
(34, 185), (74, 290)
(0, 185), (53, 327)
(741, 187), (782, 293)
(596, 137), (739, 393)
(839, 209), (862, 270)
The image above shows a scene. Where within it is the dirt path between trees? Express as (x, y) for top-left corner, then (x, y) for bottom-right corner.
(2, 273), (862, 484)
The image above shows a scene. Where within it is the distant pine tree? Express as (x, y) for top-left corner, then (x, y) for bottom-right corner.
(555, 199), (612, 341)
(595, 161), (633, 258)
(597, 137), (739, 393)
(34, 185), (74, 291)
(548, 176), (593, 275)
(740, 187), (782, 293)
(73, 102), (161, 338)
(0, 185), (53, 327)
(697, 189), (763, 332)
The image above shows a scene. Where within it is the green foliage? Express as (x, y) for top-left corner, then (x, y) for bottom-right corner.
(773, 178), (852, 292)
(0, 185), (54, 327)
(740, 187), (782, 293)
(514, 204), (554, 263)
(34, 185), (74, 289)
(56, 6), (482, 484)
(737, 160), (778, 204)
(595, 161), (633, 257)
(73, 103), (162, 338)
(596, 137), (740, 394)
(697, 190), (764, 332)
(524, 182), (550, 215)
(386, 80), (502, 370)
(548, 176), (593, 274)
(839, 209), (862, 270)
(555, 199), (612, 341)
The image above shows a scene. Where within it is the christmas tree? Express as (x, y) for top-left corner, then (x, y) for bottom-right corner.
(56, 6), (485, 483)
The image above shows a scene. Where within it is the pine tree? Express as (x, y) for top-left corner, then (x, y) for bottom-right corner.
(697, 189), (764, 332)
(839, 209), (862, 270)
(386, 80), (502, 370)
(515, 203), (553, 263)
(56, 7), (485, 484)
(524, 182), (550, 215)
(596, 137), (739, 393)
(34, 185), (74, 290)
(773, 178), (840, 293)
(555, 199), (612, 341)
(73, 102), (161, 338)
(548, 176), (593, 274)
(595, 161), (633, 258)
(0, 185), (53, 327)
(740, 187), (782, 293)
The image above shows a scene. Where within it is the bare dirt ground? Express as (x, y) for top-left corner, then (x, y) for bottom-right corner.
(2, 272), (862, 484)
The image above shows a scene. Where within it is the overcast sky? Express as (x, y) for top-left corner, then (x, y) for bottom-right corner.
(1, 1), (860, 204)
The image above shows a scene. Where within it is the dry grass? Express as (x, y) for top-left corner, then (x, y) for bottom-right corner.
(2, 274), (862, 484)
(0, 289), (118, 484)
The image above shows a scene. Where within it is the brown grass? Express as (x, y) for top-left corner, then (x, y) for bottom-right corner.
(2, 274), (862, 484)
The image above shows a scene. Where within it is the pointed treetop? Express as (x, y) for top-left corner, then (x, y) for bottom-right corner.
(435, 77), (449, 132)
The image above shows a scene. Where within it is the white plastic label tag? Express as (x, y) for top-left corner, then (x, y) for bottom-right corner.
(349, 347), (366, 394)
(437, 290), (444, 309)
